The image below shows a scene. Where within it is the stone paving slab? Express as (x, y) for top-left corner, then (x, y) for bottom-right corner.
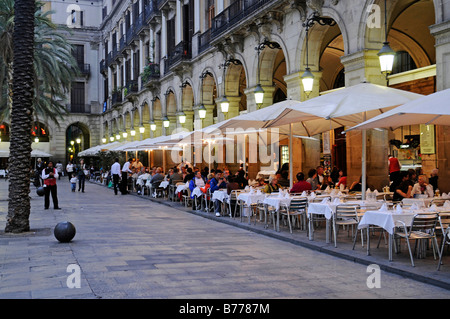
(0, 178), (449, 301)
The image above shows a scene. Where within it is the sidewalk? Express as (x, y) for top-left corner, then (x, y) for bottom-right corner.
(128, 182), (450, 290)
(0, 178), (449, 299)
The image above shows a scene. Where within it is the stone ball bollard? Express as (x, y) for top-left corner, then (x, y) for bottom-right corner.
(54, 221), (76, 243)
(36, 186), (45, 196)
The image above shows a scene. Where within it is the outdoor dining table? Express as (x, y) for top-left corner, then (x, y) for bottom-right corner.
(159, 181), (170, 189)
(262, 194), (292, 232)
(237, 191), (266, 220)
(402, 197), (434, 208)
(211, 189), (229, 202)
(306, 200), (341, 242)
(175, 183), (188, 195)
(358, 209), (417, 261)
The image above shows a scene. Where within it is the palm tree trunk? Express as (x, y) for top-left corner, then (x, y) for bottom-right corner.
(5, 0), (35, 233)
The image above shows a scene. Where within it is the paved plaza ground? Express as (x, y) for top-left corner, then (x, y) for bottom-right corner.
(0, 177), (450, 302)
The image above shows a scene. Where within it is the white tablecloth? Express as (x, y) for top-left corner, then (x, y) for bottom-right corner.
(237, 192), (266, 205)
(402, 197), (434, 208)
(344, 200), (384, 209)
(212, 190), (228, 202)
(191, 187), (203, 198)
(159, 181), (170, 189)
(175, 183), (188, 194)
(307, 202), (340, 220)
(263, 196), (291, 211)
(358, 210), (416, 235)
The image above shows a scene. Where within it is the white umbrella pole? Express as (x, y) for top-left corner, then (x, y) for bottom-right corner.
(289, 123), (293, 189)
(361, 112), (367, 200)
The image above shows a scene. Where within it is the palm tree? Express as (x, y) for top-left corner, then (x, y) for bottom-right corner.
(1, 0), (78, 232)
(5, 0), (35, 233)
(0, 0), (79, 124)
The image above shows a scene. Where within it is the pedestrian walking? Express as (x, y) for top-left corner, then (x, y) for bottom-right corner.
(41, 161), (61, 210)
(111, 158), (121, 195)
(70, 173), (77, 192)
(66, 161), (74, 182)
(77, 159), (87, 192)
(120, 158), (133, 194)
(55, 160), (63, 180)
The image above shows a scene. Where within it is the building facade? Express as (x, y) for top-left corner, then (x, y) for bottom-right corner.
(35, 0), (450, 191)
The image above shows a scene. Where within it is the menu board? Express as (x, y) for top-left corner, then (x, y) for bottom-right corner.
(420, 124), (435, 154)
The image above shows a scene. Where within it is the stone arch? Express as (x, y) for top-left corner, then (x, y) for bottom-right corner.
(361, 0), (436, 68)
(224, 58), (247, 112)
(198, 67), (217, 106)
(165, 89), (177, 115)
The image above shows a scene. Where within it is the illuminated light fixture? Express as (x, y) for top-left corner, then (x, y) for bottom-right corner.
(150, 120), (156, 131)
(219, 96), (229, 114)
(102, 137), (107, 143)
(130, 129), (136, 136)
(115, 133), (121, 140)
(301, 12), (336, 97)
(198, 104), (207, 119)
(301, 67), (315, 96)
(70, 140), (74, 146)
(35, 137), (39, 143)
(254, 41), (280, 108)
(178, 111), (186, 124)
(162, 116), (170, 128)
(110, 135), (115, 142)
(378, 0), (395, 80)
(254, 84), (265, 106)
(139, 126), (145, 134)
(76, 137), (81, 144)
(122, 131), (128, 138)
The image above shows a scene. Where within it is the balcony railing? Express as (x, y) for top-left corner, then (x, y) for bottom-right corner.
(141, 62), (160, 85)
(78, 64), (90, 77)
(124, 80), (139, 96)
(145, 0), (159, 22)
(112, 91), (123, 105)
(167, 41), (191, 70)
(211, 0), (274, 39)
(198, 28), (211, 54)
(68, 104), (91, 114)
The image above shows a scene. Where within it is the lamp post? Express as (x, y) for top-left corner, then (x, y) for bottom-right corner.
(198, 71), (212, 128)
(378, 0), (395, 84)
(302, 12), (336, 98)
(218, 58), (242, 119)
(150, 120), (157, 132)
(254, 40), (280, 108)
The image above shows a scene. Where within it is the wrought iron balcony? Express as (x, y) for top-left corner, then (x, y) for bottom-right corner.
(198, 29), (211, 54)
(68, 104), (91, 114)
(167, 41), (192, 70)
(78, 64), (91, 77)
(124, 80), (139, 96)
(211, 0), (277, 40)
(111, 91), (123, 106)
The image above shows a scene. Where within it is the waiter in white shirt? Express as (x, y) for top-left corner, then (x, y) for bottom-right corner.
(120, 158), (133, 194)
(111, 158), (121, 195)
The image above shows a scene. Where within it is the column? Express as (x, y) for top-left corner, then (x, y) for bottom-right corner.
(430, 20), (450, 192)
(341, 50), (390, 191)
(194, 0), (200, 34)
(244, 85), (276, 113)
(161, 11), (167, 58)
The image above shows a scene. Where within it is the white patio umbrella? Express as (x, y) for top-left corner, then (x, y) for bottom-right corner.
(346, 88), (450, 130)
(78, 141), (124, 156)
(264, 82), (424, 197)
(0, 149), (53, 158)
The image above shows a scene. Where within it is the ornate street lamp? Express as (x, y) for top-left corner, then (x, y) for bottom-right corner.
(302, 12), (336, 97)
(378, 0), (395, 81)
(218, 58), (241, 118)
(254, 40), (280, 107)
